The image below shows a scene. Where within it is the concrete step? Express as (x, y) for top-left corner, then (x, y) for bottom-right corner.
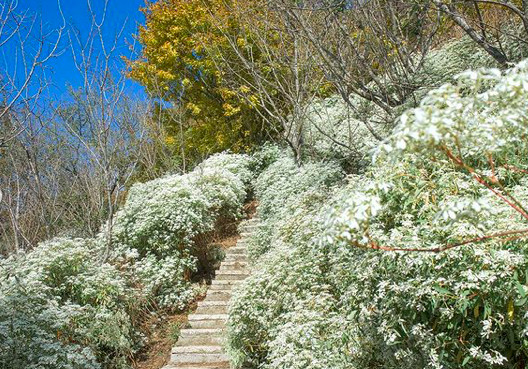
(196, 300), (229, 314)
(176, 335), (224, 346)
(179, 328), (224, 337)
(220, 260), (248, 268)
(204, 290), (232, 301)
(171, 350), (228, 365)
(188, 314), (228, 329)
(173, 345), (223, 354)
(215, 270), (250, 281)
(165, 218), (257, 369)
(209, 280), (243, 291)
(224, 253), (248, 261)
(219, 265), (248, 273)
(225, 247), (246, 255)
(164, 365), (229, 369)
(165, 366), (228, 369)
(215, 270), (249, 281)
(171, 345), (226, 364)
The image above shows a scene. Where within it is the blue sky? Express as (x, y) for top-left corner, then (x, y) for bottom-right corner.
(16, 0), (147, 97)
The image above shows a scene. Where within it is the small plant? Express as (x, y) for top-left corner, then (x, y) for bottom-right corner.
(169, 322), (182, 343)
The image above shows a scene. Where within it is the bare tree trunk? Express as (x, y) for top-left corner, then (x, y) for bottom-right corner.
(433, 0), (509, 65)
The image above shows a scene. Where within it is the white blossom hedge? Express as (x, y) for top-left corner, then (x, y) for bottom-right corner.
(111, 152), (252, 309)
(0, 238), (134, 369)
(228, 60), (528, 369)
(302, 95), (387, 170)
(246, 152), (344, 260)
(0, 152), (253, 369)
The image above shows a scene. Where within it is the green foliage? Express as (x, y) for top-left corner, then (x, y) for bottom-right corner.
(228, 60), (528, 368)
(169, 321), (182, 343)
(0, 153), (254, 369)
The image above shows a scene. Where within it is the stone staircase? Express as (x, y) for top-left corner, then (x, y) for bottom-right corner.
(163, 217), (258, 369)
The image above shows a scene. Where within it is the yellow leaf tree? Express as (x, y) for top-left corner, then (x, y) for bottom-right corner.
(127, 0), (268, 161)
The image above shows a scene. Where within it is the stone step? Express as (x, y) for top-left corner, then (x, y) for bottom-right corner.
(209, 280), (243, 291)
(219, 265), (248, 273)
(204, 290), (232, 301)
(171, 346), (227, 365)
(171, 350), (228, 365)
(176, 334), (224, 346)
(220, 260), (248, 268)
(215, 270), (250, 281)
(196, 300), (229, 314)
(188, 314), (227, 329)
(223, 256), (248, 264)
(165, 218), (258, 369)
(165, 366), (228, 369)
(198, 300), (229, 307)
(179, 328), (224, 337)
(164, 365), (229, 369)
(173, 345), (223, 354)
(225, 247), (246, 255)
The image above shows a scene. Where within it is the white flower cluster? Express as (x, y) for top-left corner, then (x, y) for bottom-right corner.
(247, 151), (343, 259)
(0, 152), (253, 369)
(302, 95), (387, 169)
(111, 153), (251, 308)
(228, 60), (528, 369)
(0, 238), (131, 368)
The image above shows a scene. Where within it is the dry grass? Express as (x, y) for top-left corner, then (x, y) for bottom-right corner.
(132, 313), (189, 369)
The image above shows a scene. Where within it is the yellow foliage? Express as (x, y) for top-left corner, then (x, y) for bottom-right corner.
(126, 0), (266, 157)
(223, 103), (241, 117)
(165, 135), (176, 146)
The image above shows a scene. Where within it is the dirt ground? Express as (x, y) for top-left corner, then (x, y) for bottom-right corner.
(133, 313), (190, 369)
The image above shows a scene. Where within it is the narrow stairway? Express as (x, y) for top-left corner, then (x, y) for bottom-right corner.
(163, 217), (258, 369)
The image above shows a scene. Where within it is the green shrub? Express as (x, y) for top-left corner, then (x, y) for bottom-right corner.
(0, 238), (135, 368)
(0, 152), (254, 369)
(228, 60), (528, 369)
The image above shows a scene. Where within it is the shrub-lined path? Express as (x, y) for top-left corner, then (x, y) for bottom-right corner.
(163, 217), (258, 369)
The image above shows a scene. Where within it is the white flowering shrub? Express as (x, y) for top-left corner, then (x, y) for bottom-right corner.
(248, 151), (343, 259)
(248, 143), (283, 177)
(0, 152), (253, 368)
(111, 153), (252, 308)
(0, 238), (136, 369)
(197, 152), (254, 185)
(302, 95), (387, 169)
(0, 284), (101, 369)
(228, 60), (528, 369)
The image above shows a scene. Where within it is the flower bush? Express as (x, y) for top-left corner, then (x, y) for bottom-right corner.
(0, 238), (135, 369)
(0, 286), (101, 369)
(302, 95), (387, 170)
(111, 153), (251, 308)
(0, 152), (254, 369)
(228, 60), (528, 369)
(247, 151), (343, 259)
